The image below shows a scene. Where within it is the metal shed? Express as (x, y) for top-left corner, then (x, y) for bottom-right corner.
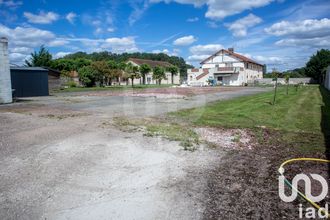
(10, 67), (49, 97)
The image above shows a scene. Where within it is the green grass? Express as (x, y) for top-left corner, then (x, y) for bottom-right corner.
(171, 85), (329, 154)
(52, 84), (173, 93)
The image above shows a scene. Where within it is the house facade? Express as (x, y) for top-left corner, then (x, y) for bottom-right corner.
(187, 48), (264, 86)
(127, 58), (180, 85)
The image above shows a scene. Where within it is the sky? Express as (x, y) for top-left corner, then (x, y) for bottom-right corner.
(0, 0), (330, 70)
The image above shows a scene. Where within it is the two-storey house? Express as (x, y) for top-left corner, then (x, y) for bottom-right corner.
(187, 48), (264, 86)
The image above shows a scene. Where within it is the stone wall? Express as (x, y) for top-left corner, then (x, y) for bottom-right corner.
(0, 37), (12, 104)
(256, 77), (315, 85)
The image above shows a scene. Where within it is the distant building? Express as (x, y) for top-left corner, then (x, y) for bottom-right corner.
(187, 48), (264, 86)
(126, 58), (180, 85)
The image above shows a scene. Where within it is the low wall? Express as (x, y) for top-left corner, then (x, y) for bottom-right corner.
(256, 78), (315, 85)
(325, 66), (330, 90)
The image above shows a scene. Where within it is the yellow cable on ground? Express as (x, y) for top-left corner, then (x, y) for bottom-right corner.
(278, 158), (330, 218)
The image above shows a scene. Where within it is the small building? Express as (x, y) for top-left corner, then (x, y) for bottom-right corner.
(10, 67), (49, 97)
(47, 68), (61, 91)
(126, 58), (180, 85)
(187, 48), (264, 86)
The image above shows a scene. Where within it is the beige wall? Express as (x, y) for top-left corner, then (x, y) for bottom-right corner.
(128, 71), (180, 85)
(126, 61), (180, 85)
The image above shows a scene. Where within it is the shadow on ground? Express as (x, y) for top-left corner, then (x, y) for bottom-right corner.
(319, 85), (330, 176)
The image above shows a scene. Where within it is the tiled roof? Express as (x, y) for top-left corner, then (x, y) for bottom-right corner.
(201, 49), (263, 66)
(128, 58), (173, 68)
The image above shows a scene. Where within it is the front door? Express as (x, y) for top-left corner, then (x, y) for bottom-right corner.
(217, 76), (223, 85)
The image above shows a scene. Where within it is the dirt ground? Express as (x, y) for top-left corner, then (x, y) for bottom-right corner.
(0, 86), (327, 220)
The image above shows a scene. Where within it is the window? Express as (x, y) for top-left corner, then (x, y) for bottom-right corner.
(215, 64), (219, 68)
(225, 63), (233, 67)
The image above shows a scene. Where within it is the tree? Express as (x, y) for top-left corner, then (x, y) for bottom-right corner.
(25, 45), (53, 67)
(118, 62), (127, 85)
(153, 66), (166, 85)
(91, 61), (111, 86)
(166, 66), (179, 84)
(107, 60), (123, 85)
(305, 49), (330, 82)
(125, 63), (140, 87)
(78, 66), (97, 87)
(51, 59), (75, 73)
(139, 64), (151, 85)
(74, 58), (92, 70)
(63, 51), (193, 79)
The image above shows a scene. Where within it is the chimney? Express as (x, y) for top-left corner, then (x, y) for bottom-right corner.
(0, 37), (13, 104)
(228, 48), (234, 53)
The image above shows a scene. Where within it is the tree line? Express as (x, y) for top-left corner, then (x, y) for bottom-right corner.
(25, 46), (181, 87)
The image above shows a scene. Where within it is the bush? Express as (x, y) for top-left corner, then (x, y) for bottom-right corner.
(67, 81), (77, 88)
(78, 66), (97, 87)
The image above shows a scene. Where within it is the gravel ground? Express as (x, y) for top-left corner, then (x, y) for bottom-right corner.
(1, 86), (294, 220)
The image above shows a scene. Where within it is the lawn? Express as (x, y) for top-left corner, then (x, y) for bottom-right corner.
(52, 84), (173, 93)
(171, 85), (330, 154)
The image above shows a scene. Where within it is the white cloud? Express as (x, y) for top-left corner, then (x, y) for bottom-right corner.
(253, 55), (283, 64)
(152, 48), (179, 56)
(53, 51), (72, 59)
(101, 37), (139, 53)
(265, 18), (330, 38)
(275, 36), (330, 48)
(9, 52), (29, 64)
(187, 17), (199, 22)
(173, 35), (197, 46)
(0, 24), (70, 64)
(66, 12), (77, 24)
(150, 0), (274, 20)
(226, 13), (262, 37)
(0, 24), (60, 47)
(265, 18), (330, 48)
(24, 11), (59, 24)
(48, 39), (70, 47)
(129, 0), (150, 26)
(207, 21), (219, 28)
(81, 11), (114, 35)
(0, 0), (22, 9)
(9, 46), (30, 53)
(0, 23), (138, 64)
(187, 54), (210, 62)
(189, 44), (223, 55)
(107, 27), (115, 32)
(187, 44), (223, 63)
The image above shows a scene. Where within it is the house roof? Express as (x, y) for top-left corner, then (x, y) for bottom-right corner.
(200, 49), (263, 66)
(128, 58), (173, 68)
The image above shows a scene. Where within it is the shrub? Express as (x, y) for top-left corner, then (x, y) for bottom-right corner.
(67, 81), (77, 88)
(78, 66), (97, 87)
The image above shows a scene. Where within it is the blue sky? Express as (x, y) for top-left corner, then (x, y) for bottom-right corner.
(1, 0), (330, 70)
